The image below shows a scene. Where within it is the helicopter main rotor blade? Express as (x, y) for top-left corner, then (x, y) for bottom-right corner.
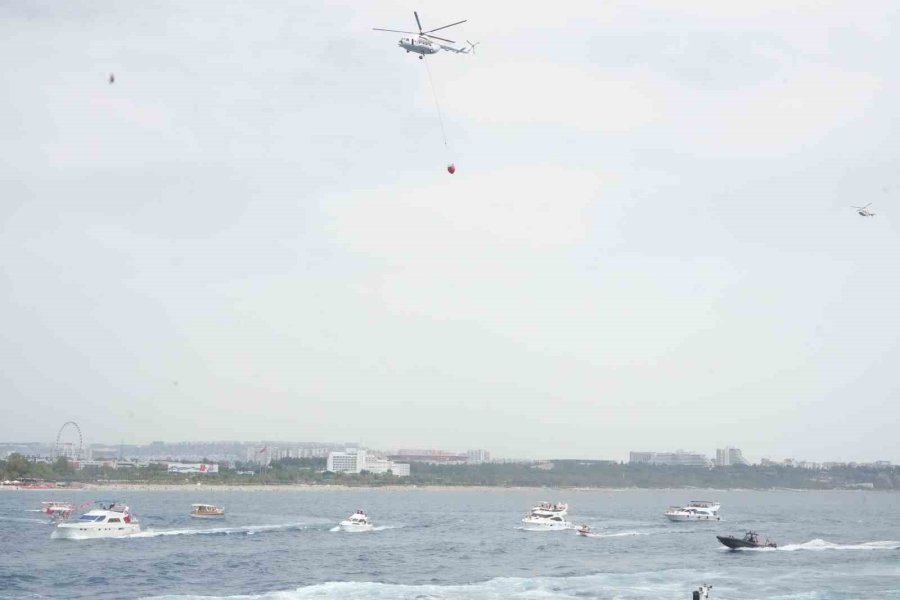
(424, 33), (456, 43)
(414, 11), (423, 33)
(424, 19), (467, 34)
(374, 28), (418, 34)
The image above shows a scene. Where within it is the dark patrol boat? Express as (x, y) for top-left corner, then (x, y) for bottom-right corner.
(716, 530), (777, 549)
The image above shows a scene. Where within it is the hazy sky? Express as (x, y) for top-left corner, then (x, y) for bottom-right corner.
(2, 0), (899, 462)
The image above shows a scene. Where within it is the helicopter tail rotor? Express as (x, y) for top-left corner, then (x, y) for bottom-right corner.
(466, 40), (480, 54)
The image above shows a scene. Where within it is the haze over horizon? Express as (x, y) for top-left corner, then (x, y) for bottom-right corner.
(2, 1), (899, 464)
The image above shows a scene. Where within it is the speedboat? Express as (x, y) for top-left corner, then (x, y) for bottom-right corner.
(51, 502), (140, 539)
(665, 500), (721, 522)
(716, 531), (776, 549)
(190, 503), (225, 518)
(42, 501), (78, 523)
(576, 524), (592, 536)
(521, 501), (570, 531)
(339, 509), (374, 532)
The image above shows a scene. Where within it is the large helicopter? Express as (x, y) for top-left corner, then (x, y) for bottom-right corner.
(853, 203), (875, 217)
(374, 11), (477, 58)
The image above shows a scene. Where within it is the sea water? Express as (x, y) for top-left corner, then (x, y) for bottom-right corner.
(1, 488), (898, 599)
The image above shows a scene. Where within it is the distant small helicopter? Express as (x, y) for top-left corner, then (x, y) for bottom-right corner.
(853, 203), (875, 217)
(374, 12), (477, 59)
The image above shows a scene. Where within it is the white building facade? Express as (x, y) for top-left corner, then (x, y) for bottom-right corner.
(326, 449), (409, 477)
(716, 447), (749, 466)
(326, 449), (367, 474)
(466, 449), (490, 464)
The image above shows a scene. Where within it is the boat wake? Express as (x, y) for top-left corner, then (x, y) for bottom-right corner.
(578, 530), (649, 538)
(128, 522), (310, 539)
(778, 539), (900, 552)
(736, 538), (900, 552)
(329, 524), (399, 532)
(0, 516), (49, 525)
(140, 569), (713, 600)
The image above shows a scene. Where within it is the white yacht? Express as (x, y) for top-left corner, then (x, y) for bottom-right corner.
(339, 509), (374, 532)
(51, 502), (140, 539)
(665, 500), (721, 522)
(521, 501), (570, 531)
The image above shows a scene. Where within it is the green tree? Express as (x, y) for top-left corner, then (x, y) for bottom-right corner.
(52, 457), (74, 477)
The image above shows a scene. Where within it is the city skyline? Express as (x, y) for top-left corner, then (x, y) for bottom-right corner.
(2, 430), (894, 467)
(2, 1), (899, 463)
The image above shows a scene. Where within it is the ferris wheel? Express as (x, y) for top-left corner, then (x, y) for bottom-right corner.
(55, 421), (83, 460)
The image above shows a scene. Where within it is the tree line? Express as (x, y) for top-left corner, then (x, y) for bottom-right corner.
(2, 454), (898, 489)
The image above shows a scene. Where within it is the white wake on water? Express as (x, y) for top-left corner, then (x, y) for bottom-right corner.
(578, 530), (649, 538)
(0, 515), (50, 525)
(778, 538), (900, 551)
(128, 522), (309, 538)
(738, 538), (900, 552)
(141, 570), (712, 600)
(329, 524), (400, 532)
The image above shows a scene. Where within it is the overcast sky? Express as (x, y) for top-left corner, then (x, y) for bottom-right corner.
(2, 0), (899, 462)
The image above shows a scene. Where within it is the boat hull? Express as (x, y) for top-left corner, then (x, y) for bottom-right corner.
(51, 523), (141, 540)
(717, 535), (775, 549)
(190, 513), (225, 519)
(521, 519), (570, 531)
(666, 513), (720, 522)
(338, 521), (374, 532)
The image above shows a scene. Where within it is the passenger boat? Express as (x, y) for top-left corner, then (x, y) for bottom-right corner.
(51, 502), (140, 539)
(716, 531), (776, 549)
(665, 500), (721, 522)
(521, 501), (570, 531)
(190, 503), (225, 518)
(339, 509), (374, 532)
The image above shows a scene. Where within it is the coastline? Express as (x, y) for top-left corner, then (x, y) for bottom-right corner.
(3, 483), (894, 493)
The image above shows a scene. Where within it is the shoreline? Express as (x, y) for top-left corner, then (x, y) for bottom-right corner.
(2, 483), (894, 493)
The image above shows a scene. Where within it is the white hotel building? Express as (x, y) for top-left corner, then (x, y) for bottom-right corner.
(326, 449), (409, 477)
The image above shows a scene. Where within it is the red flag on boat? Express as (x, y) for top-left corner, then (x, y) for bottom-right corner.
(259, 446), (268, 453)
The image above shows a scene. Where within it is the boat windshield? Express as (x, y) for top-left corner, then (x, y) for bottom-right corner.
(79, 515), (104, 521)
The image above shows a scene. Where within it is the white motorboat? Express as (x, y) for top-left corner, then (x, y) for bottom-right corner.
(521, 501), (570, 531)
(665, 500), (721, 522)
(51, 502), (140, 539)
(576, 524), (592, 536)
(339, 509), (374, 532)
(190, 503), (225, 518)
